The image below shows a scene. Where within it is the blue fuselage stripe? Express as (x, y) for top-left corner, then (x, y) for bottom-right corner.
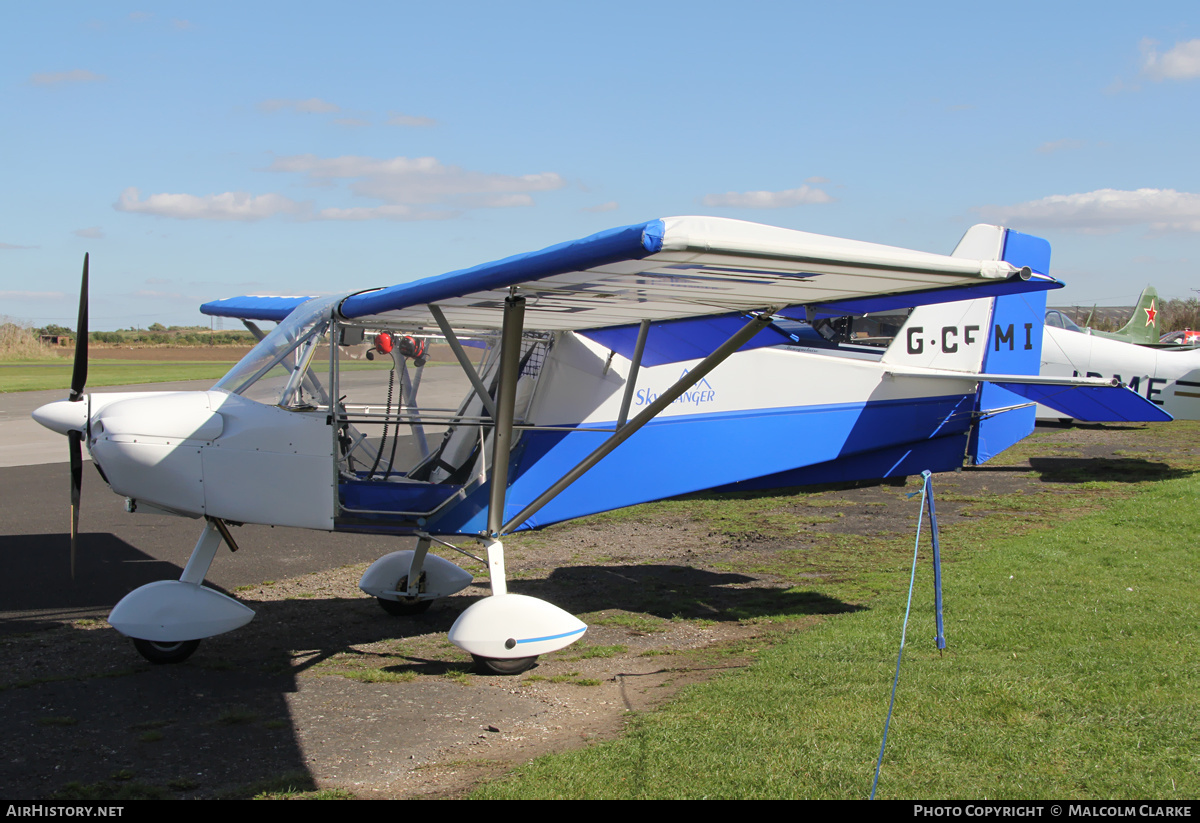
(429, 392), (976, 534)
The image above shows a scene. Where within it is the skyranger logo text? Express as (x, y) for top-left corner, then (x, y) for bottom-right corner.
(634, 370), (716, 409)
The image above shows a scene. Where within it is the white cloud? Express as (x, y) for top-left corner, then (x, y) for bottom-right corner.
(388, 112), (437, 127)
(702, 185), (834, 209)
(258, 97), (341, 114)
(268, 153), (566, 208)
(583, 201), (619, 213)
(73, 227), (104, 239)
(0, 291), (64, 299)
(1036, 139), (1084, 155)
(317, 205), (459, 221)
(116, 154), (567, 224)
(31, 69), (105, 86)
(0, 242), (37, 250)
(114, 187), (308, 221)
(977, 188), (1200, 234)
(1141, 38), (1200, 80)
(804, 176), (830, 185)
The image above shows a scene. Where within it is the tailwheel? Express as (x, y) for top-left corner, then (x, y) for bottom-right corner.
(377, 573), (432, 616)
(132, 638), (201, 665)
(472, 654), (538, 675)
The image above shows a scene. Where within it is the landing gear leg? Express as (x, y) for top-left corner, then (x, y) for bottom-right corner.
(377, 536), (433, 615)
(120, 518), (250, 664)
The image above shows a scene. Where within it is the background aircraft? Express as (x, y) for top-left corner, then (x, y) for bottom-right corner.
(1045, 286), (1160, 345)
(31, 218), (1167, 672)
(1040, 316), (1200, 421)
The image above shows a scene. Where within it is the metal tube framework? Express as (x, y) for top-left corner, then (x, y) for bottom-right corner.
(486, 295), (526, 538)
(499, 308), (778, 535)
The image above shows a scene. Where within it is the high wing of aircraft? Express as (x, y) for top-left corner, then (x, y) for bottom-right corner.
(31, 217), (1169, 673)
(1046, 286), (1161, 345)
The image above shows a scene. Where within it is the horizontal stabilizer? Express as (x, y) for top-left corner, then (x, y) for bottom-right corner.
(989, 382), (1172, 423)
(200, 295), (316, 322)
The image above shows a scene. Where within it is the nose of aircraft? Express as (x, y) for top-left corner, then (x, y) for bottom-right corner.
(32, 399), (89, 436)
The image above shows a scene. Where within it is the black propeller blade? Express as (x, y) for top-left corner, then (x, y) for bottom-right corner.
(70, 254), (88, 401)
(68, 254), (89, 578)
(69, 430), (82, 578)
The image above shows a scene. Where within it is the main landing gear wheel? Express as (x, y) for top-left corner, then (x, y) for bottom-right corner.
(472, 655), (538, 675)
(132, 638), (201, 665)
(377, 573), (432, 616)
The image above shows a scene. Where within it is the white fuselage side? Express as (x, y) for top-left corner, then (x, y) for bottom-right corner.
(88, 390), (335, 528)
(528, 331), (979, 429)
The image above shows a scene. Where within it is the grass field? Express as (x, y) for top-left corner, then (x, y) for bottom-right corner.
(473, 467), (1200, 799)
(0, 360), (235, 393)
(0, 357), (459, 393)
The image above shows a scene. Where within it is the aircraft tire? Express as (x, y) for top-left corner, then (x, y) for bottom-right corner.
(377, 573), (433, 616)
(472, 655), (538, 675)
(377, 596), (432, 616)
(132, 638), (201, 665)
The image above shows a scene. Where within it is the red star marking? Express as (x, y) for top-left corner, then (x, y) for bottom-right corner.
(1145, 300), (1157, 326)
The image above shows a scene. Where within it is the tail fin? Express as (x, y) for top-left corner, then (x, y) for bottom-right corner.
(881, 225), (1005, 373)
(1103, 286), (1159, 344)
(968, 228), (1052, 464)
(881, 224), (1053, 466)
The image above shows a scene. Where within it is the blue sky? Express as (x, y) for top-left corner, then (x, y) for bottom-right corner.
(3, 2), (1199, 329)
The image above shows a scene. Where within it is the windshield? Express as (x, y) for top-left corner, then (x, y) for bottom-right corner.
(1046, 310), (1083, 333)
(213, 295), (340, 406)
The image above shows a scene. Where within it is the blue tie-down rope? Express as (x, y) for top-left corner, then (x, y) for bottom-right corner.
(869, 469), (945, 799)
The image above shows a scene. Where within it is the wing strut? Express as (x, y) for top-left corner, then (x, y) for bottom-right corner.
(428, 304), (499, 420)
(615, 319), (650, 429)
(486, 294), (526, 539)
(499, 307), (779, 535)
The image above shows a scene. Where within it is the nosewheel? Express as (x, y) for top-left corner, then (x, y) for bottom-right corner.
(132, 638), (201, 665)
(472, 655), (538, 675)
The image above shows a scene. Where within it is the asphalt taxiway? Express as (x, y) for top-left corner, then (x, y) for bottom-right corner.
(0, 380), (424, 633)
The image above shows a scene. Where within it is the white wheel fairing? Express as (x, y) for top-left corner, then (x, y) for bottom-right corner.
(359, 550), (473, 601)
(108, 580), (255, 641)
(448, 594), (586, 659)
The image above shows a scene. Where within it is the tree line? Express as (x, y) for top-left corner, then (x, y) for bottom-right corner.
(1061, 297), (1200, 334)
(32, 324), (255, 346)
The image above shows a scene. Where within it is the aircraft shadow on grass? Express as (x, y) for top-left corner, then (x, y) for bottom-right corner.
(1028, 456), (1193, 484)
(247, 562), (860, 677)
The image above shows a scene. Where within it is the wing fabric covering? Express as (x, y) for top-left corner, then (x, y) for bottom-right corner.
(200, 295), (316, 322)
(199, 218), (1057, 338)
(332, 217), (1046, 332)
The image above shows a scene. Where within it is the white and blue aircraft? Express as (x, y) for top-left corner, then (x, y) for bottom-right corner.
(31, 217), (1168, 673)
